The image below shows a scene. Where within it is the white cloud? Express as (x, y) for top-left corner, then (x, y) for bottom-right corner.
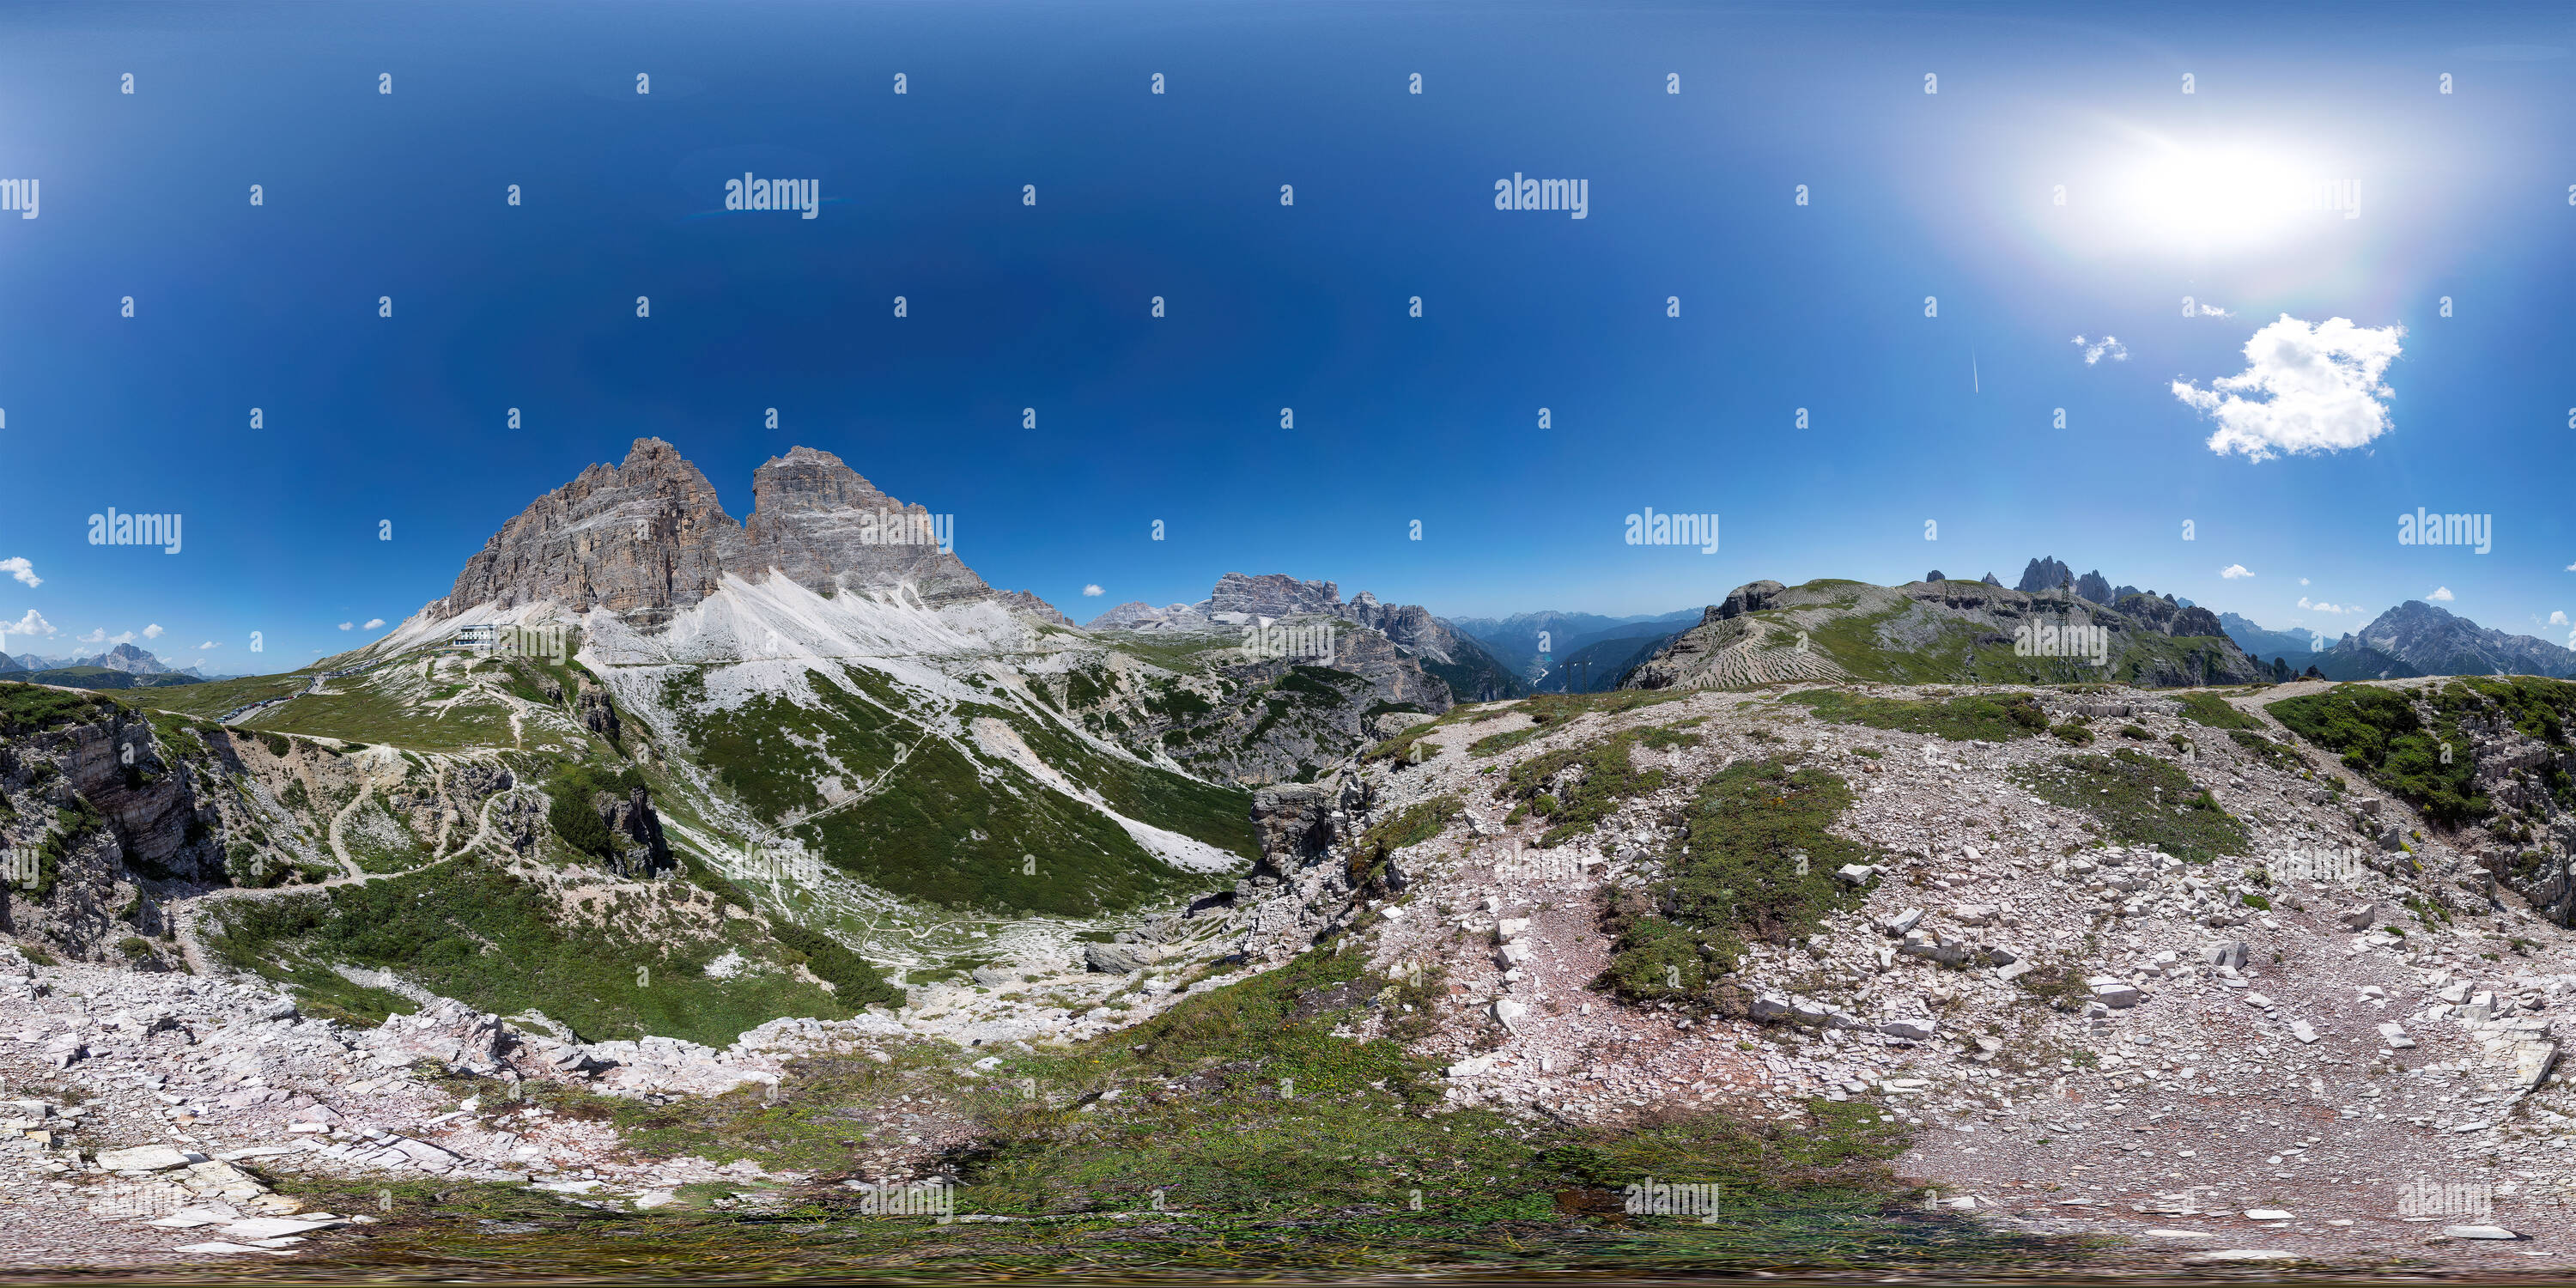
(2567, 562), (2576, 572)
(76, 628), (106, 645)
(1081, 585), (1104, 598)
(2298, 597), (2355, 614)
(2194, 302), (2234, 318)
(2173, 314), (2405, 462)
(2428, 586), (2454, 602)
(143, 623), (163, 640)
(2553, 611), (2570, 627)
(337, 622), (354, 630)
(2298, 577), (2311, 586)
(0, 556), (39, 589)
(2072, 334), (2129, 364)
(197, 641), (219, 650)
(3, 609), (55, 638)
(2221, 564), (2253, 579)
(362, 618), (386, 629)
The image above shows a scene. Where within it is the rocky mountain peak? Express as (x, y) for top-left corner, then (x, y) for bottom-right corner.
(2348, 600), (2576, 678)
(748, 447), (894, 515)
(437, 437), (1012, 627)
(1201, 573), (1343, 620)
(2015, 556), (2074, 594)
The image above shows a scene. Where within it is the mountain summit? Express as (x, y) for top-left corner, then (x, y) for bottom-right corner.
(437, 439), (1021, 628)
(2338, 599), (2576, 679)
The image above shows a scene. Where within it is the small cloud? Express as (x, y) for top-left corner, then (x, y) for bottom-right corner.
(362, 618), (386, 630)
(2194, 302), (2233, 318)
(2553, 611), (2570, 627)
(4, 609), (55, 638)
(2174, 314), (2405, 462)
(197, 641), (220, 650)
(143, 623), (163, 640)
(2221, 564), (2253, 579)
(76, 628), (106, 644)
(2428, 586), (2454, 602)
(2298, 597), (2355, 614)
(2072, 334), (2129, 365)
(337, 622), (354, 630)
(2298, 577), (2311, 586)
(1081, 585), (1103, 598)
(2567, 562), (2576, 572)
(0, 556), (38, 588)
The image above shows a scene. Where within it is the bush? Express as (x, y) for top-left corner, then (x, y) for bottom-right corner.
(1350, 794), (1461, 879)
(764, 919), (903, 1009)
(547, 762), (649, 858)
(0, 683), (115, 736)
(2009, 749), (2249, 863)
(1786, 690), (2045, 742)
(1599, 758), (1870, 1000)
(1495, 737), (1665, 848)
(2049, 723), (2094, 745)
(2176, 692), (2263, 731)
(2269, 684), (2486, 826)
(225, 841), (282, 889)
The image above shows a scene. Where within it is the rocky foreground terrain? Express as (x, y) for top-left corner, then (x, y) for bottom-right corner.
(9, 674), (2576, 1273)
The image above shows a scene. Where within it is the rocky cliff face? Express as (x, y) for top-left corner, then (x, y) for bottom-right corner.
(1199, 573), (1345, 620)
(438, 439), (1061, 629)
(1, 701), (220, 964)
(737, 447), (993, 609)
(592, 787), (673, 879)
(440, 439), (745, 627)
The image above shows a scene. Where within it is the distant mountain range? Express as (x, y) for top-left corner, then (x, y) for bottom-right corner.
(2333, 600), (2576, 679)
(2217, 613), (2329, 667)
(0, 642), (208, 687)
(1087, 574), (1528, 702)
(1443, 609), (1702, 688)
(1622, 576), (2263, 690)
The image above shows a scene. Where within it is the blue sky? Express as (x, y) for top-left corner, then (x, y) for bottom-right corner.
(1, 0), (2572, 668)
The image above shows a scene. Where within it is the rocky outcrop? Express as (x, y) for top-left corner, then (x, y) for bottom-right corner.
(576, 690), (621, 743)
(437, 439), (1008, 629)
(2016, 556), (2075, 594)
(591, 787), (671, 878)
(994, 591), (1074, 627)
(1, 704), (220, 963)
(1625, 578), (2263, 691)
(1249, 782), (1335, 867)
(1200, 574), (1344, 620)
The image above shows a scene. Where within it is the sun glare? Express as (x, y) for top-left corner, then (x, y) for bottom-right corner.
(2113, 142), (2341, 250)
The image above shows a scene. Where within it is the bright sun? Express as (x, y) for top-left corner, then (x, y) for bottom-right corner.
(2113, 143), (2335, 250)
